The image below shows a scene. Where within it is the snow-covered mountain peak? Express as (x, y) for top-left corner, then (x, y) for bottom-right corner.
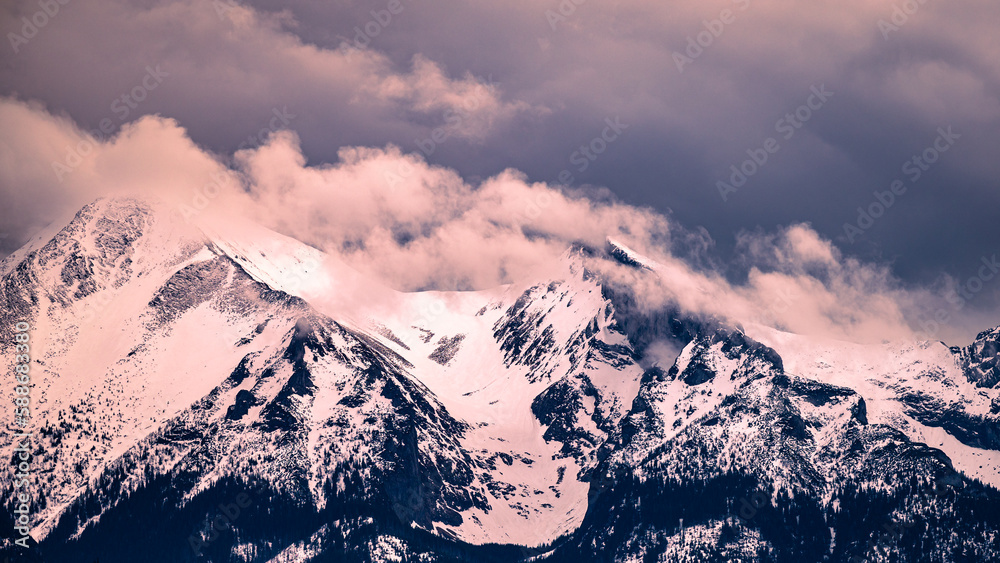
(606, 236), (657, 271)
(23, 197), (203, 293)
(956, 326), (1000, 388)
(5, 198), (1000, 563)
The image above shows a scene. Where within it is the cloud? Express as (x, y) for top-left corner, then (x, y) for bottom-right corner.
(0, 0), (540, 164)
(360, 55), (542, 141)
(3, 0), (1000, 346)
(232, 130), (667, 290)
(4, 0), (1000, 291)
(592, 222), (923, 343)
(0, 99), (238, 248)
(0, 95), (990, 344)
(201, 120), (979, 345)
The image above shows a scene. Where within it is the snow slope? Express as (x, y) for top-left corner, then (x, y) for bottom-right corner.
(3, 198), (1000, 563)
(1, 198), (646, 550)
(747, 324), (1000, 487)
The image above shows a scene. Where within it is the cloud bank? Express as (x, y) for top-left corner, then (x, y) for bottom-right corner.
(3, 0), (999, 345)
(4, 0), (1000, 288)
(3, 96), (988, 345)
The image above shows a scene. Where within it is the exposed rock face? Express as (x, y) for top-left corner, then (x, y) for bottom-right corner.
(2, 198), (999, 563)
(956, 326), (1000, 388)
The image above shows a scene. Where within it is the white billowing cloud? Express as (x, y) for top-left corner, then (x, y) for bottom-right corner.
(0, 98), (240, 242)
(233, 131), (668, 290)
(0, 0), (543, 171)
(0, 96), (975, 344)
(733, 224), (917, 342)
(593, 223), (919, 343)
(5, 0), (1000, 309)
(229, 127), (938, 343)
(361, 55), (541, 141)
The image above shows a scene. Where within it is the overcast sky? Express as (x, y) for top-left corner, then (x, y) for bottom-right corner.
(2, 0), (999, 342)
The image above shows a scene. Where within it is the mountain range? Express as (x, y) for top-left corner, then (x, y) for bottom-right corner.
(2, 197), (998, 562)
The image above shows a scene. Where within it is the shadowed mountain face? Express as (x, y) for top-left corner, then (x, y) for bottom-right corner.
(2, 198), (1000, 562)
(955, 327), (1000, 389)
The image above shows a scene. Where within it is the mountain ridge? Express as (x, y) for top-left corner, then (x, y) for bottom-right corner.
(2, 197), (999, 562)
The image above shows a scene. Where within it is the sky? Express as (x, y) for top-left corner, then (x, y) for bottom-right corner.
(1, 0), (999, 344)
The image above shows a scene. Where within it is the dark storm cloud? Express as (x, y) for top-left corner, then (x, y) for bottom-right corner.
(0, 0), (537, 246)
(228, 0), (996, 280)
(2, 0), (1000, 339)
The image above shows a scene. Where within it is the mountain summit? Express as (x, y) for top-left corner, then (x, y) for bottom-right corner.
(2, 198), (999, 562)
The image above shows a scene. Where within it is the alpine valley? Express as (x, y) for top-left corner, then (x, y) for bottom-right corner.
(2, 198), (999, 562)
